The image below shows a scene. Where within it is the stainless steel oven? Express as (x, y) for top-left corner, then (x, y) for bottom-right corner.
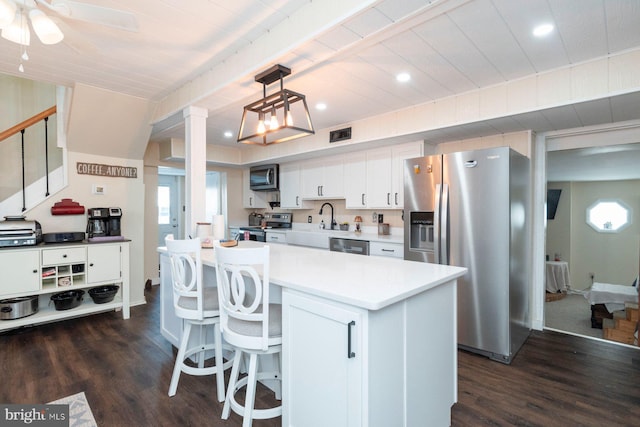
(237, 227), (267, 242)
(238, 212), (292, 242)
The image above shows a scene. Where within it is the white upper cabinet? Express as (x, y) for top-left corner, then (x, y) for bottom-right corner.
(280, 163), (311, 209)
(365, 147), (393, 208)
(344, 151), (367, 209)
(301, 156), (344, 199)
(345, 141), (422, 210)
(242, 168), (268, 208)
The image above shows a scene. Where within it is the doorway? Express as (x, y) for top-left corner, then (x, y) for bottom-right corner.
(158, 174), (180, 245)
(157, 168), (225, 245)
(544, 140), (640, 341)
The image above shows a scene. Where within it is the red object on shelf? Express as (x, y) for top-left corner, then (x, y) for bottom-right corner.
(51, 199), (85, 215)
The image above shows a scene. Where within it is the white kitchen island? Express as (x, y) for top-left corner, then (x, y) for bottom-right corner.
(158, 241), (466, 427)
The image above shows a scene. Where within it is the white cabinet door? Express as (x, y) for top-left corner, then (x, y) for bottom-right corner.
(323, 156), (345, 198)
(366, 147), (393, 209)
(242, 169), (268, 208)
(345, 152), (367, 209)
(301, 157), (344, 199)
(0, 249), (40, 295)
(391, 142), (422, 209)
(279, 163), (311, 209)
(283, 290), (363, 427)
(87, 244), (121, 284)
(301, 159), (324, 198)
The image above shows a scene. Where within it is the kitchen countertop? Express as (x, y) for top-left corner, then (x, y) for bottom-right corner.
(162, 240), (466, 311)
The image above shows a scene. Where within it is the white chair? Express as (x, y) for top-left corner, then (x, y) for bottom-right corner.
(215, 245), (282, 427)
(165, 237), (231, 401)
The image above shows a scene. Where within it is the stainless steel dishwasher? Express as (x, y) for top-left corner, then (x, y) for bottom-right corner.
(329, 237), (369, 255)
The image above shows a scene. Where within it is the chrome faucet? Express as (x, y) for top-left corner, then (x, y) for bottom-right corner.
(319, 202), (336, 230)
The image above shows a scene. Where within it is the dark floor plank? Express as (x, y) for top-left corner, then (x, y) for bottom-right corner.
(1, 285), (638, 426)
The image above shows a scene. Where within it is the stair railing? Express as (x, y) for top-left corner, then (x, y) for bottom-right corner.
(0, 106), (57, 212)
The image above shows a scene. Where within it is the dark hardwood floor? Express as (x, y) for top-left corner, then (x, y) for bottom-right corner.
(1, 285), (638, 426)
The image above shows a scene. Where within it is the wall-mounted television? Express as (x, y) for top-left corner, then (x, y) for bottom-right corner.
(547, 189), (562, 220)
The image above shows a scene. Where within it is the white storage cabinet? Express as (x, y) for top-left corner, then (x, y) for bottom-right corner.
(282, 280), (458, 427)
(301, 156), (344, 199)
(345, 141), (422, 209)
(0, 241), (130, 332)
(279, 163), (311, 209)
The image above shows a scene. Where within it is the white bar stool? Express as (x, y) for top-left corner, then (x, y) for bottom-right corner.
(215, 245), (282, 427)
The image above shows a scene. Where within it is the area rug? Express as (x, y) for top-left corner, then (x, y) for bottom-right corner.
(48, 392), (98, 427)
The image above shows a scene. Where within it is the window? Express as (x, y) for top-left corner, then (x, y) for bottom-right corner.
(157, 186), (171, 225)
(586, 199), (632, 233)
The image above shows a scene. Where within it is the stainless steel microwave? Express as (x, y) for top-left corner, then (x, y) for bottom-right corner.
(249, 164), (279, 191)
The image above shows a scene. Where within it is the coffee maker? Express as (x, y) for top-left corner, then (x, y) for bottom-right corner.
(87, 207), (122, 238)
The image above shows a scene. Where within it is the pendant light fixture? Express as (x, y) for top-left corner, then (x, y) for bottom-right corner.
(237, 64), (314, 146)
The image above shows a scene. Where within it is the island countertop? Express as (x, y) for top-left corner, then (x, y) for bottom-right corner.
(161, 240), (466, 311)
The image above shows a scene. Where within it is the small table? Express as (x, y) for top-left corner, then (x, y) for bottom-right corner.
(546, 261), (570, 292)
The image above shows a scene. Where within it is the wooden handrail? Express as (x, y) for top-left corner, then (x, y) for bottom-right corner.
(0, 105), (57, 143)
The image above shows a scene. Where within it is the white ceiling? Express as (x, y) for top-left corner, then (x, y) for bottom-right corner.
(1, 0), (639, 161)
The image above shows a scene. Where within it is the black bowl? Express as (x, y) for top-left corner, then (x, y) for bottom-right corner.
(88, 285), (119, 304)
(50, 290), (85, 311)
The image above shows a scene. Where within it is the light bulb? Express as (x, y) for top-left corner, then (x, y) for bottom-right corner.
(29, 9), (64, 45)
(257, 118), (266, 134)
(0, 0), (17, 28)
(270, 110), (279, 130)
(286, 110), (294, 126)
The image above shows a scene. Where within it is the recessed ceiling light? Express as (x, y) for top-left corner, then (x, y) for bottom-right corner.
(315, 103), (327, 111)
(223, 131), (233, 138)
(396, 72), (411, 83)
(533, 23), (554, 37)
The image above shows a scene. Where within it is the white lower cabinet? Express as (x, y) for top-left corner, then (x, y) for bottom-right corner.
(283, 280), (458, 426)
(265, 231), (287, 244)
(0, 249), (40, 295)
(87, 244), (121, 283)
(369, 241), (404, 258)
(0, 242), (130, 332)
(283, 290), (364, 427)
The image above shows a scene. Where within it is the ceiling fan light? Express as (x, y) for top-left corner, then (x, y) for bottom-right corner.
(1, 12), (30, 46)
(29, 9), (64, 44)
(0, 0), (16, 29)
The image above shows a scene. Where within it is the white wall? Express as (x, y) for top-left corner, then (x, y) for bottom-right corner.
(571, 180), (639, 290)
(25, 151), (146, 307)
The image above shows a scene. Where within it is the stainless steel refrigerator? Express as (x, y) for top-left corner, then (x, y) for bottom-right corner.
(404, 146), (530, 363)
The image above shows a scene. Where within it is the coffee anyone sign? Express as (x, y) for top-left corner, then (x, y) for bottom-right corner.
(77, 162), (137, 178)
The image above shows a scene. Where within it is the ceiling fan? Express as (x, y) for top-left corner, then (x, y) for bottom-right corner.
(0, 0), (138, 46)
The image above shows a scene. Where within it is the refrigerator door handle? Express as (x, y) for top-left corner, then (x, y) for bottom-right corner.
(440, 183), (449, 265)
(434, 184), (441, 264)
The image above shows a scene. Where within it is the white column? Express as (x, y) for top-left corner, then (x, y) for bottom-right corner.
(183, 106), (208, 239)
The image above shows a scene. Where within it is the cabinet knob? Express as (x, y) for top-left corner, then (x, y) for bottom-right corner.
(62, 254), (67, 258)
(89, 263), (94, 267)
(33, 269), (37, 273)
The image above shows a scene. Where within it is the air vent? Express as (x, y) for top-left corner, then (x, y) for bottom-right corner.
(329, 127), (352, 143)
